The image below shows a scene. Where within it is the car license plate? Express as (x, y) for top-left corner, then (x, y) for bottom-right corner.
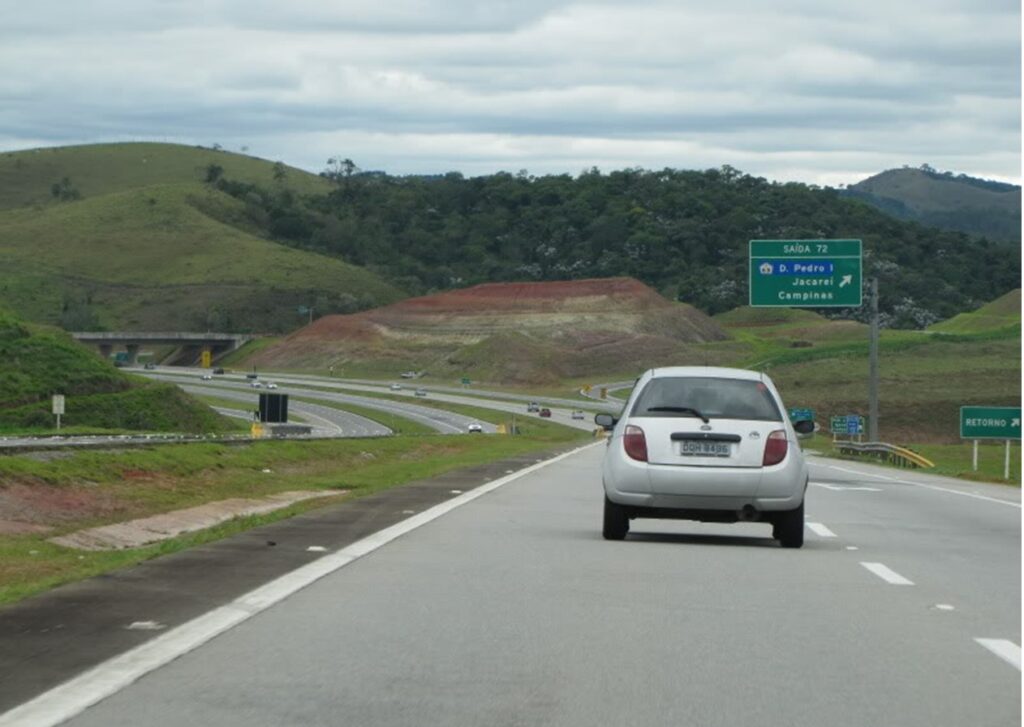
(679, 441), (731, 457)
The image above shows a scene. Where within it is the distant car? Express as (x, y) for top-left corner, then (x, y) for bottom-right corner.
(213, 368), (225, 375)
(250, 381), (262, 388)
(571, 410), (585, 420)
(539, 408), (552, 418)
(414, 388), (427, 397)
(401, 371), (417, 379)
(467, 423), (483, 433)
(245, 373), (258, 380)
(201, 374), (213, 380)
(144, 363), (157, 370)
(266, 382), (278, 389)
(389, 384), (402, 391)
(527, 402), (540, 412)
(596, 366), (813, 547)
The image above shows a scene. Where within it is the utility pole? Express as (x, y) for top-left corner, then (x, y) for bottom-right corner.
(868, 277), (880, 441)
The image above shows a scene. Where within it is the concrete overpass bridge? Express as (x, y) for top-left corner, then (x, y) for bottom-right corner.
(71, 332), (252, 366)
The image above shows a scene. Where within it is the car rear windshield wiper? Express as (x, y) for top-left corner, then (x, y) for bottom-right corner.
(644, 406), (710, 423)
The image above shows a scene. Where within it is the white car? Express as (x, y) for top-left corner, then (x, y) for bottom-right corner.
(389, 384), (402, 391)
(596, 366), (813, 548)
(467, 422), (483, 433)
(201, 374), (213, 380)
(265, 382), (278, 389)
(571, 410), (585, 420)
(250, 381), (262, 388)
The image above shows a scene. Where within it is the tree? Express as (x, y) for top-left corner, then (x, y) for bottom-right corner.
(204, 164), (224, 184)
(272, 162), (287, 183)
(50, 177), (80, 201)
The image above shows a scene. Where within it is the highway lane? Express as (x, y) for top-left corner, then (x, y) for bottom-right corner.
(141, 370), (598, 432)
(146, 374), (493, 435)
(32, 448), (1019, 727)
(176, 384), (388, 438)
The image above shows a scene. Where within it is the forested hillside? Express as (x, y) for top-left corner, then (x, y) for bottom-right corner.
(842, 166), (1021, 244)
(214, 164), (1020, 327)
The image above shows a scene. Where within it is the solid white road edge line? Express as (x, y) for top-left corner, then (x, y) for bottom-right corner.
(0, 441), (604, 727)
(860, 561), (915, 585)
(806, 522), (837, 538)
(819, 463), (1020, 509)
(975, 639), (1022, 671)
(892, 480), (1022, 509)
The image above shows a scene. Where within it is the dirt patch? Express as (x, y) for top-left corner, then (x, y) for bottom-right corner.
(250, 276), (730, 381)
(0, 519), (52, 536)
(50, 490), (341, 550)
(0, 482), (126, 527)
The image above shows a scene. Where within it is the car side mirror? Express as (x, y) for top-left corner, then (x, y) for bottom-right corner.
(793, 419), (815, 435)
(594, 413), (617, 430)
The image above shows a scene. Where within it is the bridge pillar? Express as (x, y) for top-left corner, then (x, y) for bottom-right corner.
(98, 344), (113, 360)
(201, 346), (213, 368)
(125, 344), (140, 365)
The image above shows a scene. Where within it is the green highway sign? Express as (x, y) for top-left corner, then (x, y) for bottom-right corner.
(788, 407), (815, 422)
(960, 406), (1021, 440)
(749, 239), (862, 308)
(461, 377), (471, 386)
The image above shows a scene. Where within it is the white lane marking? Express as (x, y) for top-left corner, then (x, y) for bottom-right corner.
(820, 464), (899, 481)
(845, 546), (859, 551)
(975, 639), (1022, 671)
(933, 604), (955, 611)
(892, 480), (1022, 509)
(860, 562), (915, 585)
(0, 441), (603, 727)
(806, 522), (837, 538)
(305, 546), (327, 553)
(810, 482), (882, 492)
(125, 621), (165, 631)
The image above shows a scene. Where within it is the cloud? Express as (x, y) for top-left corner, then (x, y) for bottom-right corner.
(0, 0), (1018, 185)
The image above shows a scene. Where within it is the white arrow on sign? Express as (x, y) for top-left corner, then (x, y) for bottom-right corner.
(1013, 418), (1020, 427)
(839, 274), (853, 288)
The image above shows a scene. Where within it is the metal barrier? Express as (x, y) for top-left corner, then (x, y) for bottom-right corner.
(835, 441), (935, 469)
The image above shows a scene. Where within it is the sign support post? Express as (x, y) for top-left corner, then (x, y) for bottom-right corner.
(868, 277), (879, 441)
(1005, 441), (1011, 480)
(973, 440), (978, 471)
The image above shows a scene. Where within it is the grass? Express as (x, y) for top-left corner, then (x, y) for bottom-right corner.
(0, 424), (590, 605)
(0, 183), (403, 331)
(0, 315), (236, 434)
(810, 436), (1021, 486)
(929, 289), (1021, 334)
(0, 142), (331, 211)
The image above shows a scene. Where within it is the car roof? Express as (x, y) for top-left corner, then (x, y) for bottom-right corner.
(646, 366), (765, 382)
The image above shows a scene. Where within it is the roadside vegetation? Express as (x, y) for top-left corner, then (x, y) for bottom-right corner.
(0, 423), (590, 605)
(0, 313), (233, 434)
(808, 437), (1021, 487)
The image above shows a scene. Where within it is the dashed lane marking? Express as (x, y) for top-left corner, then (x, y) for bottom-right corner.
(810, 482), (883, 492)
(860, 562), (914, 585)
(975, 639), (1022, 671)
(806, 522), (837, 538)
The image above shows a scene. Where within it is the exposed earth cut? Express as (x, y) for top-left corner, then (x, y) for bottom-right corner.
(248, 277), (730, 384)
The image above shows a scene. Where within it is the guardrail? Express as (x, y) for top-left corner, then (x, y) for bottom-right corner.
(834, 440), (935, 469)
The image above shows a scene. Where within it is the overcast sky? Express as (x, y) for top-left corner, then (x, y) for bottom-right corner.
(1, 0), (1019, 186)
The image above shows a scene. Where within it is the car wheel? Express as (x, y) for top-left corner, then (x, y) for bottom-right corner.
(603, 496), (629, 540)
(775, 500), (804, 549)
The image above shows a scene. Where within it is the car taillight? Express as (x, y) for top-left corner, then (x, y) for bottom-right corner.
(623, 425), (648, 462)
(762, 430), (788, 466)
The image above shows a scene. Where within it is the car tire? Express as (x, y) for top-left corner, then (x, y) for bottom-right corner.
(603, 496), (629, 540)
(775, 500), (804, 549)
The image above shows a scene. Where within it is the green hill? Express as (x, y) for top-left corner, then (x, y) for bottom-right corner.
(929, 289), (1021, 334)
(0, 172), (404, 331)
(0, 313), (232, 433)
(0, 142), (329, 211)
(842, 167), (1021, 244)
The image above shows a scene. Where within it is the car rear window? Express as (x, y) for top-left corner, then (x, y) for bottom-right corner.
(630, 377), (782, 422)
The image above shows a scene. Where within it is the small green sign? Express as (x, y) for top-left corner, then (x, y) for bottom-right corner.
(788, 408), (814, 422)
(461, 377), (471, 386)
(960, 406), (1021, 440)
(749, 239), (862, 308)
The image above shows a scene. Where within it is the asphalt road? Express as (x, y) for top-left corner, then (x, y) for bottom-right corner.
(8, 448), (1017, 727)
(146, 369), (601, 433)
(147, 373), (497, 435)
(176, 384), (389, 437)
